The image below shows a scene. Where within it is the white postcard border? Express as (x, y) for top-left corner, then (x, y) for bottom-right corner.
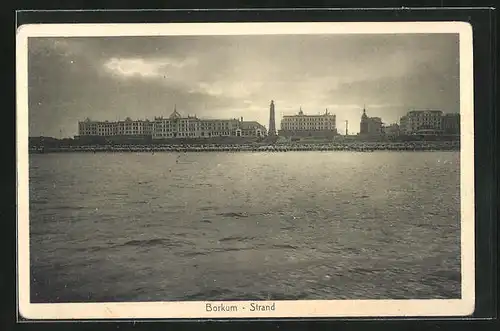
(16, 21), (475, 320)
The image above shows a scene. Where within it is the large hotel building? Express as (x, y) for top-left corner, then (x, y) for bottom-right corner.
(399, 110), (443, 135)
(78, 117), (154, 137)
(78, 107), (266, 139)
(399, 110), (459, 135)
(279, 108), (338, 137)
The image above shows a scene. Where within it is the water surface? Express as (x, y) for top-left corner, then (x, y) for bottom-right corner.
(29, 151), (461, 302)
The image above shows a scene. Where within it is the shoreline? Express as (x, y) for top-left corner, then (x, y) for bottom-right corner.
(29, 142), (460, 154)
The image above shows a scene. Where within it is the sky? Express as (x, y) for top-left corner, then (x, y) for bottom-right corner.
(27, 33), (459, 137)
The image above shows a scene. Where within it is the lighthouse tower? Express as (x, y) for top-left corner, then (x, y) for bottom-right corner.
(268, 100), (276, 136)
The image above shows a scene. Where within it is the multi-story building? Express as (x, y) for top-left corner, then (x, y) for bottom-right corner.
(78, 117), (153, 137)
(399, 115), (409, 135)
(151, 108), (265, 139)
(77, 108), (266, 140)
(382, 123), (400, 137)
(116, 117), (153, 136)
(367, 117), (383, 135)
(279, 108), (337, 137)
(359, 107), (383, 136)
(442, 113), (460, 135)
(399, 110), (444, 135)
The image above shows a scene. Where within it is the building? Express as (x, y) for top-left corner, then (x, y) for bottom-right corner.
(78, 117), (153, 137)
(399, 110), (444, 135)
(268, 100), (276, 136)
(237, 119), (266, 137)
(279, 107), (337, 137)
(359, 107), (383, 136)
(442, 113), (460, 135)
(151, 107), (239, 139)
(383, 123), (400, 138)
(367, 117), (383, 135)
(360, 108), (368, 134)
(78, 107), (266, 140)
(151, 107), (265, 139)
(399, 115), (409, 134)
(116, 117), (153, 136)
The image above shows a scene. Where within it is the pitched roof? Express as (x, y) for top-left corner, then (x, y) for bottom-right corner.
(240, 121), (265, 130)
(169, 110), (182, 119)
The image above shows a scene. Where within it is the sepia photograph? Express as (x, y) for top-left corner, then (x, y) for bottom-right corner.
(16, 22), (475, 319)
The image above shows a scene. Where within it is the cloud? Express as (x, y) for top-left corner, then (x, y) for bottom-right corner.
(193, 81), (264, 99)
(27, 34), (459, 138)
(103, 57), (197, 79)
(47, 39), (84, 57)
(323, 103), (402, 110)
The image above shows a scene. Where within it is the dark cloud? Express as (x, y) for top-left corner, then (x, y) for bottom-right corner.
(26, 33), (460, 137)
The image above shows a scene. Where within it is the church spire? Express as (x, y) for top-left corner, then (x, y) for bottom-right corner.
(361, 104), (368, 119)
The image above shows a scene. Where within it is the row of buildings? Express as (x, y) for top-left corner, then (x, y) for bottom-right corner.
(399, 110), (460, 135)
(76, 101), (460, 140)
(78, 106), (266, 140)
(359, 108), (460, 137)
(77, 101), (339, 140)
(277, 105), (460, 138)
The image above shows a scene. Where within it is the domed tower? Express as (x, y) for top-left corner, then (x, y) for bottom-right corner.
(360, 105), (369, 134)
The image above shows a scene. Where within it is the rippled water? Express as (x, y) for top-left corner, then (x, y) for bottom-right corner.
(28, 152), (461, 303)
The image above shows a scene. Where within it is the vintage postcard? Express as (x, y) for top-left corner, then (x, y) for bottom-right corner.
(16, 21), (475, 320)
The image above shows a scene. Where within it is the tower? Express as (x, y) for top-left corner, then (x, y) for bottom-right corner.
(268, 100), (276, 136)
(360, 105), (368, 134)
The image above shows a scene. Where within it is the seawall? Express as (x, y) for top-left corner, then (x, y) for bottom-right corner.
(29, 142), (460, 154)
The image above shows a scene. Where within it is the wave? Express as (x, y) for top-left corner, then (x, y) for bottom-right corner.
(114, 238), (188, 248)
(217, 212), (250, 218)
(72, 245), (106, 253)
(271, 244), (299, 249)
(428, 269), (461, 283)
(46, 205), (86, 211)
(195, 183), (214, 188)
(178, 247), (254, 257)
(30, 199), (49, 205)
(218, 235), (256, 242)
